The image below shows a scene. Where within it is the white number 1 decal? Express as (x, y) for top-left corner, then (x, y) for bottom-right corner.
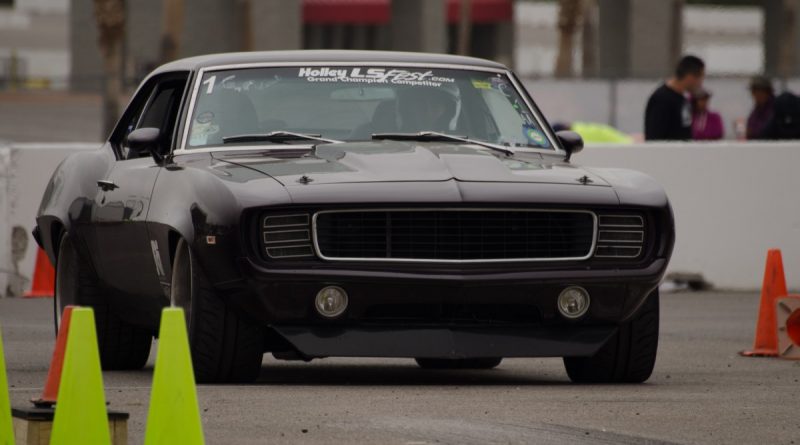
(202, 75), (216, 94)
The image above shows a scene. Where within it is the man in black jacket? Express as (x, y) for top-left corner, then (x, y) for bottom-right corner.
(644, 56), (705, 141)
(761, 91), (800, 140)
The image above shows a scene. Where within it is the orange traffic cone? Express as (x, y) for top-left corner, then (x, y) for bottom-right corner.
(741, 249), (790, 357)
(24, 248), (55, 298)
(776, 296), (800, 360)
(31, 306), (74, 407)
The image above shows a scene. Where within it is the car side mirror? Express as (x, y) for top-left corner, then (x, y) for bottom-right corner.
(126, 127), (160, 155)
(556, 130), (583, 160)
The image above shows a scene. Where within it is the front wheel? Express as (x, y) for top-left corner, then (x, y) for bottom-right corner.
(170, 239), (264, 383)
(415, 357), (503, 370)
(54, 233), (152, 370)
(563, 289), (660, 384)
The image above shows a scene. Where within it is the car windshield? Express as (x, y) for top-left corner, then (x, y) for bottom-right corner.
(184, 66), (555, 150)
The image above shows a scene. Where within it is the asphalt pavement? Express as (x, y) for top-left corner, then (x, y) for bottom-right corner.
(1, 291), (799, 445)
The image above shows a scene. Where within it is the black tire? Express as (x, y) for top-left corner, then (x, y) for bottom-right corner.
(54, 233), (152, 370)
(563, 289), (660, 384)
(171, 238), (264, 383)
(415, 357), (503, 370)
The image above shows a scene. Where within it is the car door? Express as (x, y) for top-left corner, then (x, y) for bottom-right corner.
(91, 74), (188, 297)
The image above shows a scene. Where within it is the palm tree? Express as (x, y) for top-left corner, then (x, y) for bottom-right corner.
(555, 0), (583, 78)
(239, 0), (253, 51)
(777, 0), (797, 80)
(457, 0), (472, 56)
(93, 0), (125, 137)
(159, 0), (185, 64)
(581, 0), (597, 77)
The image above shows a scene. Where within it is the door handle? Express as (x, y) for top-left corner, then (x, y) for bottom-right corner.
(97, 179), (118, 192)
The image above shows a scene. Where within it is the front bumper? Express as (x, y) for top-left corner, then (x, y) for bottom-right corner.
(222, 257), (667, 358)
(273, 325), (616, 359)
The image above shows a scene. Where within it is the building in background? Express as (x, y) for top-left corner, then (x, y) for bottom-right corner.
(0, 0), (68, 89)
(0, 1), (792, 90)
(3, 0), (800, 140)
(302, 0), (512, 65)
(516, 1), (764, 78)
(69, 0), (514, 92)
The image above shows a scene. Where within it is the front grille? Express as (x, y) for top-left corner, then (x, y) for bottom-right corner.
(313, 209), (596, 262)
(262, 214), (314, 259)
(594, 214), (645, 258)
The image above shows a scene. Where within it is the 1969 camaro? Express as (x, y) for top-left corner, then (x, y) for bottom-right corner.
(34, 51), (674, 383)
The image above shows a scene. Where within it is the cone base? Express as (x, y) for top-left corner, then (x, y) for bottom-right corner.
(739, 349), (779, 357)
(12, 406), (129, 421)
(29, 398), (55, 408)
(13, 405), (129, 444)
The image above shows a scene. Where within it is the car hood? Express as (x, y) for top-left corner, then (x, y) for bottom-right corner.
(212, 140), (610, 187)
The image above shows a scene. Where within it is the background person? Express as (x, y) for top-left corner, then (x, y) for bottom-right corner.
(644, 55), (706, 141)
(691, 88), (723, 140)
(746, 76), (775, 140)
(760, 90), (800, 140)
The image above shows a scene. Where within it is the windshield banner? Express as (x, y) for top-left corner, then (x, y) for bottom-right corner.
(298, 67), (455, 87)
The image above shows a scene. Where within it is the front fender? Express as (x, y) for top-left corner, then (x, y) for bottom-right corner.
(585, 167), (670, 208)
(147, 153), (291, 292)
(587, 167), (675, 261)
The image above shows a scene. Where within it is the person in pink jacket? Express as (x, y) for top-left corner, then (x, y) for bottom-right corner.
(691, 88), (724, 140)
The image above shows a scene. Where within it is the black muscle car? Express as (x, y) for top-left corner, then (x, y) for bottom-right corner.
(35, 51), (674, 383)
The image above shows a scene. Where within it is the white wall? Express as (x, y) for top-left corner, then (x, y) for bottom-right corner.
(582, 142), (800, 290)
(1, 142), (798, 295)
(0, 143), (96, 297)
(0, 147), (11, 297)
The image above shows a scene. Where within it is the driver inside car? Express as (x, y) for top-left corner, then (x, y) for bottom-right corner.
(396, 87), (458, 134)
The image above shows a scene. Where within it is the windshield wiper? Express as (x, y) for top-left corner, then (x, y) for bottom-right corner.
(223, 131), (342, 145)
(372, 131), (514, 156)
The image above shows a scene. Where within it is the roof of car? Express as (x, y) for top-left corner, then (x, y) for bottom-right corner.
(153, 50), (509, 74)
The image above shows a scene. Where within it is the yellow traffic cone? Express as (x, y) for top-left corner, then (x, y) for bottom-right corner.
(50, 307), (111, 445)
(145, 308), (204, 445)
(0, 324), (14, 445)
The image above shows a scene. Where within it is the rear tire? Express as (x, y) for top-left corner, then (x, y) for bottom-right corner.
(171, 238), (264, 383)
(415, 357), (502, 370)
(54, 233), (152, 370)
(563, 289), (660, 384)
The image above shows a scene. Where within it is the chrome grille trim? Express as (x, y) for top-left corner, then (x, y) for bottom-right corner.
(595, 246), (642, 257)
(598, 230), (644, 243)
(263, 213), (314, 259)
(595, 214), (645, 258)
(265, 244), (315, 259)
(263, 214), (309, 228)
(597, 215), (644, 228)
(312, 208), (598, 263)
(263, 229), (310, 244)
